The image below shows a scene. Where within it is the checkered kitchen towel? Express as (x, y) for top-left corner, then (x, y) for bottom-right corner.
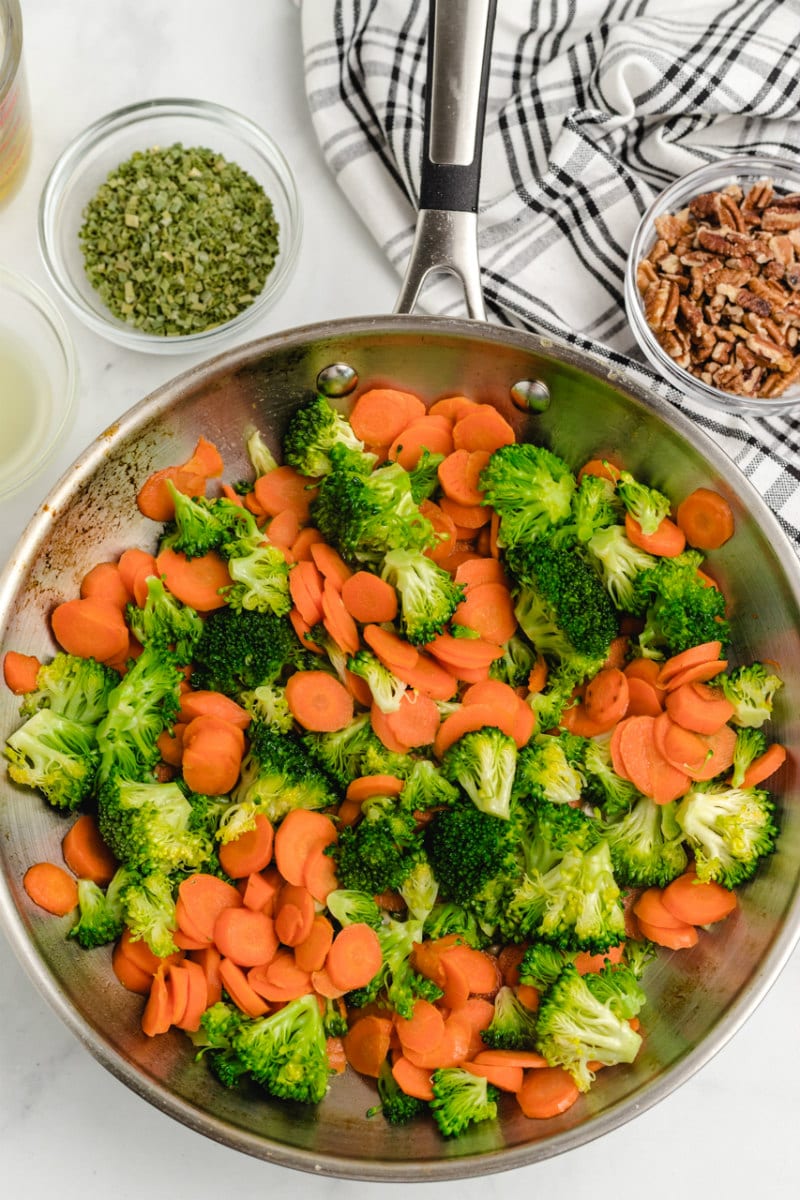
(300, 0), (800, 544)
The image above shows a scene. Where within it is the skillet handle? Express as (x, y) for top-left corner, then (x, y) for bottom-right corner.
(394, 0), (497, 320)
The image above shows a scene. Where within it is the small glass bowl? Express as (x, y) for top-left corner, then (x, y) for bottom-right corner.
(0, 266), (77, 500)
(625, 154), (800, 416)
(38, 98), (302, 355)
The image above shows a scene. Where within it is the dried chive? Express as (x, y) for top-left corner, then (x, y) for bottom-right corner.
(78, 142), (280, 336)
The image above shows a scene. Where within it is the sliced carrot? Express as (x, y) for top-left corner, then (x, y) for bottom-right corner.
(402, 1010), (474, 1069)
(345, 774), (406, 803)
(340, 570), (398, 624)
(2, 649), (42, 695)
(266, 507), (301, 553)
(218, 814), (274, 879)
(429, 394), (479, 422)
(172, 958), (209, 1032)
(392, 1054), (435, 1100)
(325, 922), (384, 991)
(451, 581), (517, 645)
(574, 943), (627, 974)
(273, 809), (338, 887)
(609, 717), (634, 779)
(442, 943), (501, 998)
(625, 513), (686, 557)
(617, 715), (690, 803)
(458, 996), (498, 1038)
(636, 916), (699, 950)
(419, 498), (458, 565)
(213, 906), (279, 968)
(112, 941), (153, 994)
(440, 952), (471, 1010)
(217, 956), (270, 1017)
(437, 448), (491, 507)
(23, 861), (79, 916)
(583, 667), (630, 727)
(741, 742), (787, 788)
(344, 666), (374, 707)
(288, 559), (325, 626)
(117, 925), (179, 977)
(382, 689), (441, 749)
(50, 596), (130, 664)
(453, 557), (507, 590)
(189, 944), (223, 1007)
(438, 495), (492, 530)
(290, 525), (326, 562)
(61, 814), (118, 887)
(178, 689), (251, 730)
(433, 701), (513, 759)
(464, 1060), (524, 1092)
(181, 713), (245, 795)
(141, 966), (174, 1037)
(452, 405), (516, 454)
(661, 871), (738, 925)
(285, 669), (354, 732)
(173, 927), (208, 952)
(625, 657), (664, 684)
(164, 960), (190, 1027)
(310, 542), (353, 589)
(181, 435), (224, 479)
(577, 457), (621, 484)
(654, 713), (710, 776)
(676, 487), (735, 550)
(516, 1066), (581, 1118)
(247, 951), (312, 1002)
(390, 650), (459, 702)
(274, 882), (316, 947)
(303, 842), (340, 904)
(633, 887), (689, 930)
(136, 464), (207, 524)
(388, 416), (454, 469)
(395, 998), (447, 1057)
(238, 867), (282, 916)
(343, 1013), (394, 1078)
(310, 967), (348, 999)
(253, 465), (318, 522)
(425, 632), (505, 673)
(363, 623), (419, 672)
(321, 581), (361, 656)
(288, 606), (325, 655)
(155, 546), (230, 612)
(665, 681), (735, 735)
(79, 561), (132, 612)
(326, 1035), (348, 1074)
(462, 678), (522, 720)
(474, 1048), (549, 1070)
(176, 873), (242, 945)
(117, 548), (158, 598)
(689, 723), (737, 781)
(348, 387), (426, 447)
(295, 913), (335, 973)
(157, 723), (186, 768)
(625, 675), (665, 717)
(661, 658), (729, 691)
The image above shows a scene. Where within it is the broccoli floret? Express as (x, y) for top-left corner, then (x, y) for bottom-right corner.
(359, 736), (416, 782)
(347, 911), (442, 1018)
(312, 460), (436, 565)
(95, 645), (183, 783)
(97, 776), (213, 873)
(327, 800), (423, 895)
(160, 487), (251, 560)
(380, 548), (464, 646)
(616, 469), (671, 535)
(194, 1002), (250, 1086)
(602, 794), (688, 888)
(283, 394), (377, 478)
(408, 447), (445, 504)
(480, 985), (539, 1051)
(441, 726), (518, 821)
(191, 607), (298, 696)
(246, 428), (279, 477)
(631, 551), (730, 658)
(534, 963), (644, 1091)
(423, 902), (489, 948)
(586, 524), (658, 611)
(525, 657), (593, 734)
(119, 869), (179, 958)
(19, 651), (118, 725)
(223, 538), (291, 617)
(518, 942), (574, 991)
(487, 632), (538, 690)
(730, 727), (768, 788)
(347, 648), (407, 713)
(222, 722), (337, 839)
(4, 708), (99, 811)
(231, 993), (331, 1104)
(126, 575), (204, 664)
(506, 536), (618, 662)
(564, 473), (622, 543)
(68, 870), (126, 949)
(429, 1066), (498, 1138)
(479, 443), (576, 549)
(578, 735), (643, 815)
(424, 801), (512, 903)
(399, 858), (440, 920)
(302, 712), (379, 786)
(325, 888), (383, 929)
(399, 757), (459, 814)
(676, 781), (778, 887)
(585, 961), (648, 1020)
(239, 681), (295, 734)
(513, 733), (585, 806)
(719, 663), (783, 729)
(367, 1058), (427, 1125)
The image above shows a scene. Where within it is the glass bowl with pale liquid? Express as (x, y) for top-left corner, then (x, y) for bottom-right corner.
(0, 266), (77, 500)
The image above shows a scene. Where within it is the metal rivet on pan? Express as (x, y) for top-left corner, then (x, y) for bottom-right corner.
(317, 363), (359, 397)
(510, 379), (550, 413)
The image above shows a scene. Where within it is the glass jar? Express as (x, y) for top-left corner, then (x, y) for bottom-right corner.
(0, 0), (31, 204)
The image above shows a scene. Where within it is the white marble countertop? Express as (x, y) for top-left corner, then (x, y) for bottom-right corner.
(0, 3), (798, 1196)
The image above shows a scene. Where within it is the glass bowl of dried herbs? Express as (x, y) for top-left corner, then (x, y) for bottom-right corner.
(624, 154), (800, 415)
(38, 98), (302, 354)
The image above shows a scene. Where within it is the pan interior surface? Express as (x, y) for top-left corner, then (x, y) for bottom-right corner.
(1, 316), (798, 1179)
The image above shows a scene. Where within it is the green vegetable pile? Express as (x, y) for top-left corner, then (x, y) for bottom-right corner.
(79, 142), (279, 335)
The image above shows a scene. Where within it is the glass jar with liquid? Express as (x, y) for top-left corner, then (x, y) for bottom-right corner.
(0, 0), (31, 204)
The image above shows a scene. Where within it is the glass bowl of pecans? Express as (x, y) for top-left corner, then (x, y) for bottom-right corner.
(625, 155), (800, 415)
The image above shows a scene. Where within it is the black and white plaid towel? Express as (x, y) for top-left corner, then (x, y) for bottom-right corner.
(300, 0), (800, 545)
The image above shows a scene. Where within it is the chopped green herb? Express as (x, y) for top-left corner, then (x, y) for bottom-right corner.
(78, 142), (280, 336)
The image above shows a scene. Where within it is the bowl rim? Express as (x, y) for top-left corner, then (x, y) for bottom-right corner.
(0, 263), (78, 500)
(624, 152), (800, 416)
(37, 96), (303, 355)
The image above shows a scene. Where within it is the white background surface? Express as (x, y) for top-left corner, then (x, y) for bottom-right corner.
(0, 2), (798, 1196)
